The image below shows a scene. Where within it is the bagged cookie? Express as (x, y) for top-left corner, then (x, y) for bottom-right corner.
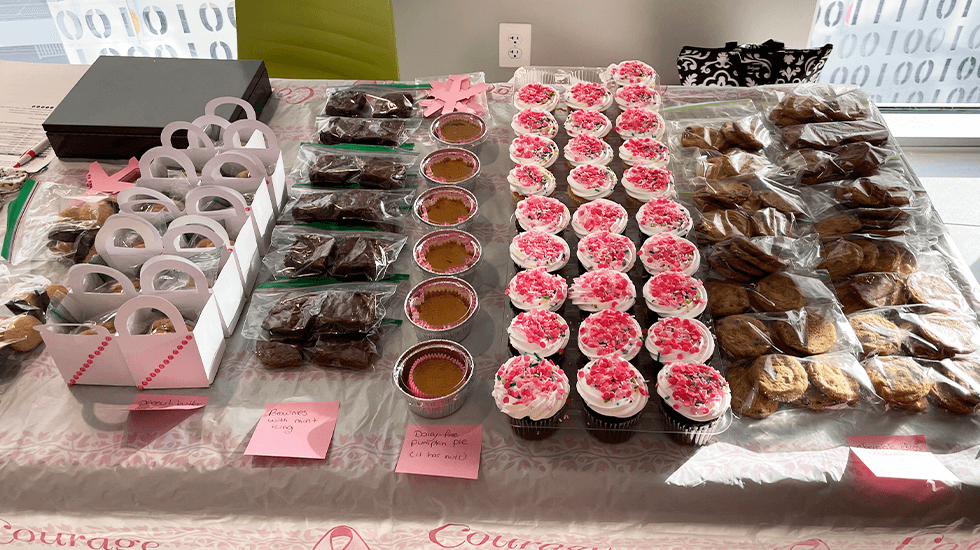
(282, 187), (416, 232)
(262, 225), (409, 282)
(783, 142), (895, 185)
(765, 85), (869, 126)
(780, 119), (890, 150)
(803, 169), (917, 212)
(715, 303), (861, 362)
(320, 84), (426, 118)
(290, 143), (419, 190)
(314, 116), (420, 147)
(703, 235), (819, 282)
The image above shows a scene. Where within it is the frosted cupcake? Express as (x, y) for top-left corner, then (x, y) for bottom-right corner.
(578, 309), (643, 361)
(577, 356), (649, 443)
(571, 198), (628, 237)
(510, 134), (559, 168)
(516, 194), (570, 233)
(656, 362), (731, 446)
(577, 231), (637, 272)
(622, 165), (674, 202)
(511, 109), (559, 139)
(636, 198), (693, 237)
(645, 317), (715, 364)
(643, 272), (707, 318)
(567, 164), (617, 201)
(510, 230), (570, 272)
(506, 267), (567, 312)
(615, 107), (665, 140)
(570, 268), (636, 312)
(620, 137), (669, 168)
(565, 82), (614, 111)
(493, 354), (570, 440)
(508, 308), (570, 360)
(610, 60), (658, 87)
(638, 233), (700, 276)
(615, 84), (662, 111)
(563, 135), (614, 167)
(563, 109), (612, 138)
(514, 82), (560, 112)
(509, 164), (557, 197)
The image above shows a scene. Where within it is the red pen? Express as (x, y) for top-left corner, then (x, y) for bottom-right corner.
(12, 137), (50, 168)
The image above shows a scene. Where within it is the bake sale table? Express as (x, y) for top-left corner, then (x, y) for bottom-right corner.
(0, 76), (979, 550)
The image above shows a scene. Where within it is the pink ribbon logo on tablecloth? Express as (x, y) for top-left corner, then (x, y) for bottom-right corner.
(312, 525), (371, 550)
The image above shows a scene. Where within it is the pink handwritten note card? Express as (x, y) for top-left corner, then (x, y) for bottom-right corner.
(395, 424), (482, 479)
(848, 435), (958, 483)
(245, 401), (339, 459)
(128, 394), (208, 411)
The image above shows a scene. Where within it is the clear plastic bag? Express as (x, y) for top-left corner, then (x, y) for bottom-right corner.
(290, 143), (419, 189)
(319, 84), (427, 118)
(780, 119), (890, 150)
(802, 169), (918, 212)
(314, 116), (421, 147)
(783, 142), (897, 185)
(703, 234), (820, 282)
(262, 225), (409, 282)
(764, 84), (869, 126)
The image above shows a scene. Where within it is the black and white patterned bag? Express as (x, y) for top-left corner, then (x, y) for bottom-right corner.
(677, 46), (744, 86)
(678, 41), (833, 87)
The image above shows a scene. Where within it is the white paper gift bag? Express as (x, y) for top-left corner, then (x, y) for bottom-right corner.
(37, 323), (133, 387)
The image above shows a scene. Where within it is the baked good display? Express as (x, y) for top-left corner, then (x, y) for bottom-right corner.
(1, 314), (43, 352)
(508, 164), (557, 197)
(643, 272), (708, 318)
(516, 194), (570, 234)
(571, 198), (628, 237)
(863, 355), (934, 409)
(509, 231), (570, 272)
(507, 267), (567, 312)
(577, 309), (643, 361)
(569, 268), (636, 312)
(728, 364), (780, 418)
(511, 109), (559, 138)
(771, 309), (837, 356)
(493, 355), (570, 440)
(749, 354), (809, 402)
(638, 233), (700, 276)
(750, 272), (806, 313)
(577, 356), (649, 443)
(318, 118), (406, 146)
(282, 233), (405, 280)
(904, 272), (970, 312)
(577, 231), (636, 272)
(636, 199), (693, 237)
(513, 82), (560, 112)
(781, 120), (889, 149)
(681, 118), (766, 152)
(646, 317), (715, 364)
(563, 135), (614, 166)
(769, 89), (868, 126)
(563, 109), (612, 138)
(564, 82), (614, 111)
(656, 362), (731, 445)
(848, 313), (902, 357)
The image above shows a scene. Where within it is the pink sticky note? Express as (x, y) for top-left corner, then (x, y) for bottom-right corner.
(395, 424), (482, 479)
(128, 394), (208, 411)
(847, 435), (954, 501)
(245, 401), (339, 459)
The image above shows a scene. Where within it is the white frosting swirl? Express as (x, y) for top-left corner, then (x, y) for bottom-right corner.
(577, 309), (643, 361)
(610, 60), (657, 87)
(570, 269), (636, 312)
(638, 233), (700, 276)
(511, 109), (559, 138)
(615, 84), (662, 111)
(656, 362), (731, 422)
(507, 267), (568, 311)
(508, 164), (557, 197)
(619, 137), (669, 168)
(508, 308), (570, 357)
(563, 109), (612, 138)
(567, 164), (617, 201)
(636, 199), (693, 238)
(564, 82), (614, 111)
(645, 317), (715, 364)
(642, 273), (708, 318)
(513, 83), (560, 112)
(571, 198), (628, 237)
(622, 165), (674, 202)
(577, 231), (637, 272)
(493, 355), (570, 421)
(576, 357), (649, 419)
(614, 107), (665, 140)
(563, 135), (614, 166)
(509, 135), (559, 168)
(509, 230), (570, 272)
(516, 194), (570, 233)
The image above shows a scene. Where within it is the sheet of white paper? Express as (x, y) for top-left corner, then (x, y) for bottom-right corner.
(850, 447), (961, 483)
(0, 61), (89, 172)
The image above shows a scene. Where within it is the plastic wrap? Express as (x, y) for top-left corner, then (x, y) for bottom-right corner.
(785, 142), (897, 185)
(780, 119), (891, 150)
(715, 303), (862, 363)
(314, 116), (420, 147)
(765, 84), (870, 126)
(262, 225), (408, 282)
(319, 84), (426, 118)
(282, 187), (415, 231)
(290, 143), (418, 189)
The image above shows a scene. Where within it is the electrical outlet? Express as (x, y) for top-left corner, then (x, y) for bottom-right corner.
(499, 23), (532, 68)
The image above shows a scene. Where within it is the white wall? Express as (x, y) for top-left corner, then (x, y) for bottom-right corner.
(393, 0), (818, 84)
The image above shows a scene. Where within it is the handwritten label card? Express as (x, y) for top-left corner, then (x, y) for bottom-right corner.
(245, 401), (339, 459)
(848, 435), (959, 483)
(128, 394), (208, 411)
(395, 424), (482, 479)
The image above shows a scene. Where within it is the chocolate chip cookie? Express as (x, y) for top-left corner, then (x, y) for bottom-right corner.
(773, 309), (837, 355)
(716, 315), (773, 358)
(864, 355), (934, 403)
(751, 272), (806, 313)
(849, 313), (902, 357)
(706, 280), (751, 317)
(750, 354), (809, 402)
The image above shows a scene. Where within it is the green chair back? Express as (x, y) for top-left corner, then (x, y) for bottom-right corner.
(236, 0), (399, 80)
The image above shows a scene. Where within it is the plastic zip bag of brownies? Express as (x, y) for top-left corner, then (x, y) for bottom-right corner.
(319, 84), (428, 119)
(725, 351), (878, 419)
(261, 224), (409, 282)
(290, 143), (419, 190)
(0, 272), (59, 322)
(684, 174), (814, 241)
(281, 187), (416, 232)
(779, 119), (891, 150)
(313, 116), (422, 147)
(801, 168), (921, 213)
(778, 141), (898, 185)
(668, 112), (775, 158)
(240, 278), (403, 370)
(762, 84), (870, 127)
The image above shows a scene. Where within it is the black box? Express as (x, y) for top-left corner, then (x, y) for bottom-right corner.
(43, 56), (272, 160)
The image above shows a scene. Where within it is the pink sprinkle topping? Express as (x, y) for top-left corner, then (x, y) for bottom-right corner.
(616, 84), (659, 107)
(514, 231), (568, 263)
(647, 272), (705, 308)
(511, 164), (549, 188)
(579, 231), (634, 270)
(638, 199), (689, 230)
(512, 135), (556, 162)
(616, 107), (662, 134)
(623, 137), (668, 159)
(566, 135), (608, 161)
(625, 165), (673, 192)
(573, 269), (633, 302)
(513, 308), (568, 347)
(567, 110), (609, 132)
(516, 109), (556, 133)
(640, 233), (696, 272)
(582, 356), (648, 402)
(518, 195), (567, 226)
(650, 318), (705, 356)
(508, 267), (567, 303)
(664, 362), (728, 413)
(574, 199), (626, 232)
(580, 310), (641, 356)
(568, 82), (610, 107)
(569, 164), (613, 190)
(495, 355), (567, 405)
(613, 61), (655, 83)
(517, 83), (557, 105)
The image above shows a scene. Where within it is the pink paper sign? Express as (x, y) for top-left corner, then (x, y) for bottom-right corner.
(395, 424), (482, 479)
(128, 394), (208, 411)
(245, 401), (339, 459)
